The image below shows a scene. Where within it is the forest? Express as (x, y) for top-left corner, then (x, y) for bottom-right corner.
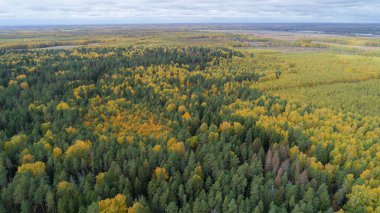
(0, 26), (379, 213)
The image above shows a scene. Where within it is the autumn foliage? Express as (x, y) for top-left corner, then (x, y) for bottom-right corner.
(0, 39), (379, 213)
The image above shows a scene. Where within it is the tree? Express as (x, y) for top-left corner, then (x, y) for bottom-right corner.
(98, 194), (128, 213)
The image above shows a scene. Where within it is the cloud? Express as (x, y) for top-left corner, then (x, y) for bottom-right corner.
(0, 0), (379, 24)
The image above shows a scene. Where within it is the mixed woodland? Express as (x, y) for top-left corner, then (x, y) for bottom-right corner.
(0, 27), (379, 212)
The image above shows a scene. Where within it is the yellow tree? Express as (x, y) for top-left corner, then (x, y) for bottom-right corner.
(99, 194), (128, 213)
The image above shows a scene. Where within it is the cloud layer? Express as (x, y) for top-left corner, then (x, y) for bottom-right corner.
(0, 0), (379, 25)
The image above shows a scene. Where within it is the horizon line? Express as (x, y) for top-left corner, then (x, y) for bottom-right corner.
(1, 22), (380, 27)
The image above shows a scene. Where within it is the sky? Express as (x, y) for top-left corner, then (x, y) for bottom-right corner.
(0, 0), (379, 25)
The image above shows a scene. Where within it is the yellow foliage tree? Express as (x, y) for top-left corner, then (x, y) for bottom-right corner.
(126, 136), (134, 144)
(65, 140), (92, 156)
(232, 122), (244, 135)
(182, 112), (192, 120)
(8, 80), (17, 86)
(52, 147), (62, 158)
(117, 136), (125, 144)
(186, 136), (198, 149)
(154, 167), (169, 181)
(20, 82), (29, 89)
(152, 145), (161, 152)
(16, 74), (27, 80)
(18, 161), (46, 176)
(20, 154), (33, 164)
(219, 121), (231, 132)
(57, 181), (73, 191)
(98, 194), (128, 213)
(65, 126), (78, 135)
(96, 172), (106, 184)
(56, 101), (70, 110)
(166, 103), (176, 112)
(168, 141), (185, 155)
(4, 134), (28, 150)
(128, 202), (144, 213)
(178, 105), (187, 113)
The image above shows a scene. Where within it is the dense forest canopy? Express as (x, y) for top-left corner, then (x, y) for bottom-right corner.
(0, 27), (379, 213)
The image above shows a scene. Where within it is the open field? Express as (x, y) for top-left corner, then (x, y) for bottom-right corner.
(207, 29), (380, 53)
(204, 29), (349, 41)
(273, 79), (380, 116)
(238, 50), (380, 116)
(312, 41), (380, 51)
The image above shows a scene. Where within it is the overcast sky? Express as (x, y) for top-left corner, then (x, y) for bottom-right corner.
(0, 0), (379, 25)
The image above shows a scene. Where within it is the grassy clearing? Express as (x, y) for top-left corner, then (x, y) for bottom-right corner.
(272, 79), (380, 116)
(239, 49), (380, 116)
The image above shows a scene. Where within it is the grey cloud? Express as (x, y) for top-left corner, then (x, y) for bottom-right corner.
(0, 0), (379, 24)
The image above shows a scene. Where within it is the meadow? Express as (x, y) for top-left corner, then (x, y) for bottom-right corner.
(248, 51), (380, 116)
